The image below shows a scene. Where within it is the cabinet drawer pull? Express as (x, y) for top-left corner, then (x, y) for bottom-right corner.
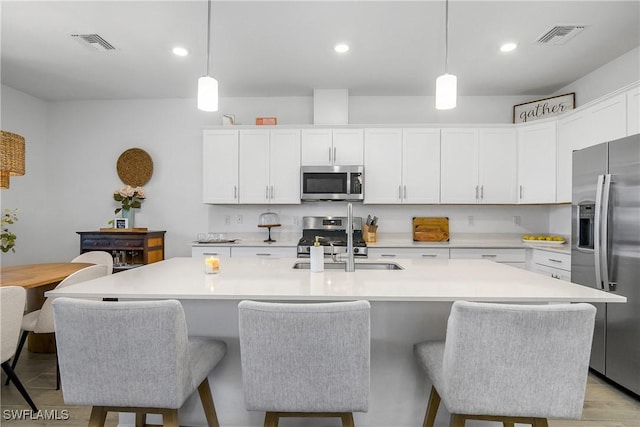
(204, 253), (219, 256)
(481, 254), (497, 258)
(256, 253), (272, 256)
(381, 254), (396, 258)
(548, 258), (563, 263)
(421, 254), (437, 258)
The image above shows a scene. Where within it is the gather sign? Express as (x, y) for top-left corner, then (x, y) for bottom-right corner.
(513, 93), (575, 123)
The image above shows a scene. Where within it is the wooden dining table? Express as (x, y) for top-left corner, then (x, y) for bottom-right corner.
(0, 262), (94, 352)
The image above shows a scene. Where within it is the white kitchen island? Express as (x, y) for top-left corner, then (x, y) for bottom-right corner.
(47, 257), (625, 427)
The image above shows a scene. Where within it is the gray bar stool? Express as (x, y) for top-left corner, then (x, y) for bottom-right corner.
(238, 300), (370, 427)
(414, 301), (596, 427)
(53, 298), (226, 427)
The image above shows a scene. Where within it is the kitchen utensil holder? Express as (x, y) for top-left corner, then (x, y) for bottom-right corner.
(363, 224), (377, 243)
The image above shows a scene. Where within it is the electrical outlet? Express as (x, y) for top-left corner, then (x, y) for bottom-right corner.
(468, 216), (474, 226)
(224, 215), (230, 225)
(293, 216), (299, 226)
(513, 215), (521, 226)
(236, 215), (243, 224)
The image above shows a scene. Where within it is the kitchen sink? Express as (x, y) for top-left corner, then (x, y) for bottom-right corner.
(292, 261), (404, 271)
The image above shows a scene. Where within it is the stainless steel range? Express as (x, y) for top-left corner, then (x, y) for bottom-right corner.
(297, 216), (368, 258)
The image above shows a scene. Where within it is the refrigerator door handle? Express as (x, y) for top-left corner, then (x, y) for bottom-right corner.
(601, 174), (614, 291)
(594, 174), (605, 290)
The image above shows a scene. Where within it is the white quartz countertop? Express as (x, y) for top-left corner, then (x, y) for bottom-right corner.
(47, 257), (623, 303)
(191, 233), (571, 253)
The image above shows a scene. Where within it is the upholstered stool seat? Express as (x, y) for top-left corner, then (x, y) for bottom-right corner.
(414, 301), (596, 427)
(239, 300), (370, 427)
(53, 298), (226, 427)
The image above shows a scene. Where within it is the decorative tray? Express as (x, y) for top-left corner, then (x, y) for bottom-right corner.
(521, 239), (566, 246)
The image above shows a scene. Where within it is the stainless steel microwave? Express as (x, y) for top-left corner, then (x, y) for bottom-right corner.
(300, 165), (364, 201)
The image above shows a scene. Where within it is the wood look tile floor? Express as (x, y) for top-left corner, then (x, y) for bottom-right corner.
(1, 351), (639, 427)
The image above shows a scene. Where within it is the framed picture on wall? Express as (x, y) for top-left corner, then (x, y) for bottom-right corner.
(513, 93), (575, 123)
(114, 218), (128, 229)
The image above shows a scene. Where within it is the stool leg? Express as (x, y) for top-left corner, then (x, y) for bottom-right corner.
(135, 412), (146, 427)
(162, 409), (179, 427)
(533, 419), (549, 427)
(264, 412), (279, 427)
(424, 386), (441, 427)
(197, 378), (220, 427)
(341, 413), (355, 427)
(503, 422), (515, 427)
(88, 406), (108, 427)
(451, 414), (466, 427)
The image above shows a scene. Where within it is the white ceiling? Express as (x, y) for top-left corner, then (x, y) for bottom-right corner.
(1, 1), (639, 102)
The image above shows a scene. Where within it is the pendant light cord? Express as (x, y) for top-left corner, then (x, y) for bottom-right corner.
(444, 0), (449, 74)
(205, 0), (211, 76)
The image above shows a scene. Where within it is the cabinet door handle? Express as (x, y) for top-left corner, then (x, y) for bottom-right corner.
(329, 147), (332, 163)
(399, 185), (403, 199)
(256, 253), (272, 256)
(234, 185), (237, 199)
(519, 185), (523, 199)
(270, 186), (274, 199)
(421, 254), (437, 258)
(333, 147), (337, 163)
(404, 185), (407, 199)
(266, 185), (269, 199)
(475, 185), (479, 199)
(480, 185), (484, 199)
(381, 254), (397, 258)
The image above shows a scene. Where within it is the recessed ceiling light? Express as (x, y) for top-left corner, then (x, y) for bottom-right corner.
(172, 47), (189, 57)
(500, 42), (518, 53)
(334, 43), (350, 54)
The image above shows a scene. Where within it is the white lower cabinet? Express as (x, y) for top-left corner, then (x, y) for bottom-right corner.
(231, 247), (297, 258)
(368, 247), (449, 259)
(191, 246), (232, 259)
(450, 248), (527, 269)
(529, 249), (571, 281)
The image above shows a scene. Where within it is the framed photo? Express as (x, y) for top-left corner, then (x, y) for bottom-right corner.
(513, 93), (575, 123)
(114, 218), (128, 229)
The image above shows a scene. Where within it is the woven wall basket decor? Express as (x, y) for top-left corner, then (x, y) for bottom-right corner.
(117, 148), (153, 186)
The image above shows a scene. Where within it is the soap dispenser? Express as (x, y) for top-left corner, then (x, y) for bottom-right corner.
(310, 236), (324, 273)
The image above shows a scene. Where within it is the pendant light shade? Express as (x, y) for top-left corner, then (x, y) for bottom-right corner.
(1, 130), (26, 189)
(435, 73), (457, 110)
(197, 0), (218, 112)
(198, 76), (219, 112)
(435, 0), (457, 110)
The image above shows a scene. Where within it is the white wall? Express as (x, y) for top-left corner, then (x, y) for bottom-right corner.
(554, 46), (640, 106)
(0, 85), (49, 266)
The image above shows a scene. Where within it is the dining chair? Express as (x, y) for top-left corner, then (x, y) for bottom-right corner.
(6, 264), (109, 389)
(1, 286), (38, 411)
(52, 298), (226, 427)
(238, 300), (370, 427)
(71, 251), (114, 274)
(414, 300), (596, 427)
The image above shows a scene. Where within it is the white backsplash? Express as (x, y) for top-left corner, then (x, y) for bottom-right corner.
(207, 203), (553, 235)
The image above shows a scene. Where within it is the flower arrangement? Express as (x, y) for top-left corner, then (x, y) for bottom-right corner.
(1, 208), (19, 253)
(113, 185), (145, 215)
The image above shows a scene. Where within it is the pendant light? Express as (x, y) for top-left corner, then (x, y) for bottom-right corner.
(435, 0), (457, 110)
(197, 0), (218, 112)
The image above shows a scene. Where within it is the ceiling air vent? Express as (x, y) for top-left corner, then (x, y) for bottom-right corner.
(70, 34), (116, 51)
(536, 25), (586, 45)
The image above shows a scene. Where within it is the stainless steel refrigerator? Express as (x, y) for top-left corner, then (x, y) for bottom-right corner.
(572, 134), (640, 395)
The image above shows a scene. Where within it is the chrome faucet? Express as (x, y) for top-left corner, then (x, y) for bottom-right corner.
(345, 202), (355, 272)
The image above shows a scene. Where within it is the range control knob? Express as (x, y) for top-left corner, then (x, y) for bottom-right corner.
(306, 247), (311, 252)
(354, 248), (359, 254)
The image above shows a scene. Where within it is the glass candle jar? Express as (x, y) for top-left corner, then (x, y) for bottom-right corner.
(204, 255), (220, 274)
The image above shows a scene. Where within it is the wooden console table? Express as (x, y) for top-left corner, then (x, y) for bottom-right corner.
(77, 230), (166, 273)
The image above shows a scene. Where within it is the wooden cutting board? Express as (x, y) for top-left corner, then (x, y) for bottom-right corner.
(412, 217), (449, 242)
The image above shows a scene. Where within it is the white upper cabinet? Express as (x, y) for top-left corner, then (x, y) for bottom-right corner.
(441, 128), (515, 204)
(239, 129), (301, 204)
(441, 129), (479, 203)
(402, 128), (441, 204)
(478, 128), (517, 204)
(517, 121), (557, 204)
(627, 86), (640, 136)
(301, 129), (363, 165)
(202, 130), (239, 204)
(364, 128), (440, 204)
(364, 128), (403, 204)
(556, 91), (629, 203)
